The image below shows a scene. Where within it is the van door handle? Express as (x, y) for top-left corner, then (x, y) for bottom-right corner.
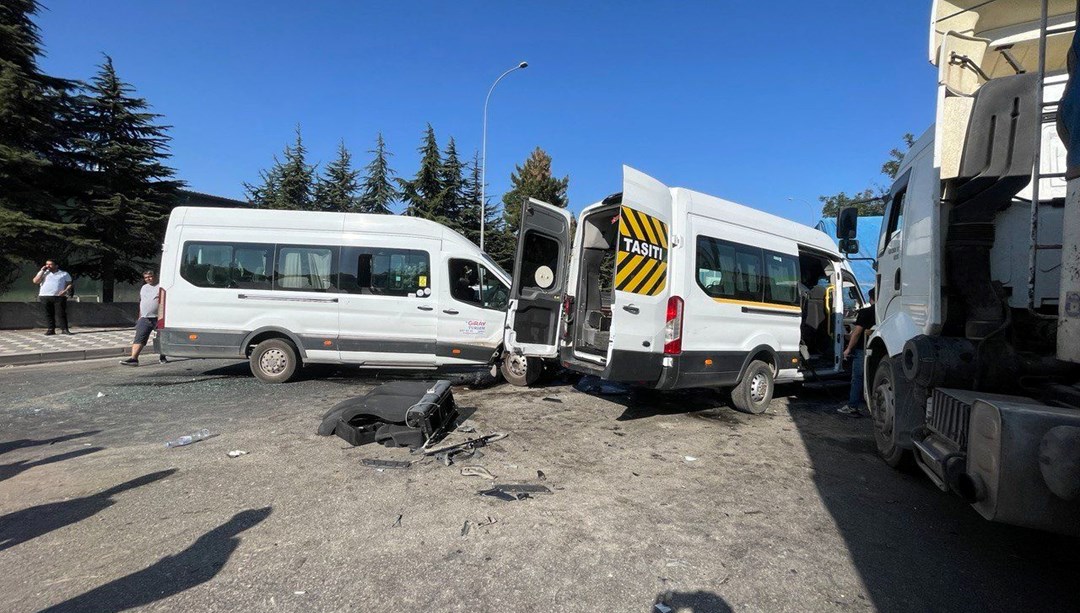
(417, 305), (434, 311)
(894, 269), (901, 291)
(442, 309), (459, 315)
(622, 304), (640, 314)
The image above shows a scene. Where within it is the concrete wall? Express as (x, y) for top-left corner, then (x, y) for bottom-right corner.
(0, 302), (139, 330)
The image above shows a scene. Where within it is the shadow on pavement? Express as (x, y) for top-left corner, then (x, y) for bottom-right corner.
(0, 469), (176, 552)
(653, 590), (734, 612)
(0, 431), (100, 456)
(37, 506), (272, 613)
(0, 447), (104, 483)
(788, 386), (1080, 612)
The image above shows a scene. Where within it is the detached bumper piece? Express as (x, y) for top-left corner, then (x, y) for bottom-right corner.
(317, 380), (457, 450)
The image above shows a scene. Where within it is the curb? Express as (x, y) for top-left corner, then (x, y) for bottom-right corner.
(0, 346), (129, 367)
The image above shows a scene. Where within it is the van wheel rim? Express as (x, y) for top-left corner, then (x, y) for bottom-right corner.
(750, 373), (769, 403)
(506, 354), (528, 378)
(260, 349), (288, 375)
(872, 378), (895, 437)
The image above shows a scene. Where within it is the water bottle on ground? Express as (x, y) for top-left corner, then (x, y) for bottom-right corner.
(165, 429), (211, 448)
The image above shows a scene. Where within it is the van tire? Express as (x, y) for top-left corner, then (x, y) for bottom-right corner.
(501, 353), (541, 387)
(250, 338), (300, 383)
(869, 357), (913, 468)
(730, 360), (774, 414)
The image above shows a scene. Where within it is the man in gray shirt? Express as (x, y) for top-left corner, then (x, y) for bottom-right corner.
(32, 260), (73, 335)
(120, 270), (165, 366)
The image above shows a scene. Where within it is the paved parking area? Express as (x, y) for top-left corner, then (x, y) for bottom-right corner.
(0, 358), (1076, 612)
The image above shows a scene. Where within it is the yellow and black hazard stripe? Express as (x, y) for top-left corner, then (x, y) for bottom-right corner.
(615, 206), (669, 296)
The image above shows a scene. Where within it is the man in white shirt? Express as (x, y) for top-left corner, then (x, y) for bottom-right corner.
(32, 260), (73, 336)
(120, 270), (165, 366)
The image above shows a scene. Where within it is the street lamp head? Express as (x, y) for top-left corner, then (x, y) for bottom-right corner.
(518, 61), (528, 69)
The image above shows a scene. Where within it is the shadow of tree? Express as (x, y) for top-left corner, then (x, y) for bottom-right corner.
(0, 431), (101, 456)
(0, 447), (104, 483)
(37, 506), (272, 613)
(653, 590), (734, 612)
(0, 469), (176, 552)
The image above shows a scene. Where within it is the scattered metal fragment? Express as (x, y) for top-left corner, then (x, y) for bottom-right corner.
(423, 432), (508, 456)
(456, 424), (477, 433)
(542, 397), (562, 403)
(461, 465), (496, 479)
(536, 470), (546, 480)
(361, 458), (411, 470)
(479, 483), (553, 501)
(227, 450), (248, 458)
(460, 520), (471, 537)
(392, 514), (402, 528)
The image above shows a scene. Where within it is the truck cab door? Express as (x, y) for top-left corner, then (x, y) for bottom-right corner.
(876, 170), (909, 320)
(504, 198), (573, 358)
(607, 167), (674, 374)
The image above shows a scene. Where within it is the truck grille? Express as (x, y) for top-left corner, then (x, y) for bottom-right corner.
(928, 388), (972, 449)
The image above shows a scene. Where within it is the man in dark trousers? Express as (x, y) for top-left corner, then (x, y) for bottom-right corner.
(839, 288), (875, 416)
(120, 270), (165, 366)
(32, 260), (73, 335)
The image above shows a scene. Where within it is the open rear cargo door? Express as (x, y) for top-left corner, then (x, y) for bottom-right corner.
(505, 198), (573, 358)
(607, 167), (674, 376)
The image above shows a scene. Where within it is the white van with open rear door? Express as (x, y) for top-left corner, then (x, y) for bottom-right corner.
(504, 167), (863, 412)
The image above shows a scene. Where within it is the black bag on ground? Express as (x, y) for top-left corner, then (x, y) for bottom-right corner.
(317, 380), (457, 449)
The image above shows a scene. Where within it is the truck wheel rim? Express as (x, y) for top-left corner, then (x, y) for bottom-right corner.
(260, 348), (288, 375)
(872, 378), (895, 437)
(506, 354), (528, 377)
(750, 373), (769, 403)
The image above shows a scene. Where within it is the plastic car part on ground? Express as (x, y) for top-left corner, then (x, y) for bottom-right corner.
(316, 380), (457, 449)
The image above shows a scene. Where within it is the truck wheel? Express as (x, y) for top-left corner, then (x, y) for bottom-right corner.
(869, 357), (911, 467)
(500, 352), (541, 387)
(250, 338), (300, 383)
(730, 360), (774, 414)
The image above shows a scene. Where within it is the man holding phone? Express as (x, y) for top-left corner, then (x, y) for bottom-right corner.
(32, 260), (73, 335)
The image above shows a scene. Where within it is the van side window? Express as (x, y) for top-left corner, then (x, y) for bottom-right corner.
(448, 259), (509, 311)
(762, 251), (799, 306)
(696, 236), (763, 302)
(340, 247), (430, 296)
(275, 246), (337, 292)
(180, 242), (273, 289)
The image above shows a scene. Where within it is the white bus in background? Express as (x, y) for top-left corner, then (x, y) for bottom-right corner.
(504, 166), (866, 413)
(155, 207), (513, 383)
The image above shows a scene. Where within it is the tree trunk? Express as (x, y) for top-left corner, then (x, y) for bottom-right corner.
(101, 258), (115, 303)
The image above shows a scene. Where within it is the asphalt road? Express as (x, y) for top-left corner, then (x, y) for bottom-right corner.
(0, 358), (1076, 613)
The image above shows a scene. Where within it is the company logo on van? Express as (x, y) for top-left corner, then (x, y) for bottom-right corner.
(616, 206), (669, 296)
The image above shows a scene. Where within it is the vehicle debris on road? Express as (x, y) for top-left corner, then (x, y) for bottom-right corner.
(227, 449), (248, 458)
(460, 465), (496, 479)
(479, 483), (553, 501)
(361, 458), (412, 470)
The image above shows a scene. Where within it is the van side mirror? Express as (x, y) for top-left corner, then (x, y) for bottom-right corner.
(836, 206), (858, 240)
(839, 238), (860, 254)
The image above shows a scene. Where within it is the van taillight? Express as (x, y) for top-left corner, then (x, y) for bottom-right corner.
(156, 288), (166, 330)
(663, 296), (684, 355)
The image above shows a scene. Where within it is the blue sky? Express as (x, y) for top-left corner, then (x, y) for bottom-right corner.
(36, 1), (936, 223)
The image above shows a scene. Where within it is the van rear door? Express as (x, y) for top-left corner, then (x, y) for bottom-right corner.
(504, 198), (573, 358)
(607, 167), (674, 377)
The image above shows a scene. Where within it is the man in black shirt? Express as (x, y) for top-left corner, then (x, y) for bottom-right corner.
(839, 288), (875, 415)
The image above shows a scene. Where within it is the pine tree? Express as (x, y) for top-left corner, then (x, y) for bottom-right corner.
(314, 140), (360, 212)
(357, 132), (398, 214)
(435, 137), (465, 231)
(460, 151), (498, 248)
(68, 55), (182, 302)
(243, 158), (284, 209)
(491, 147), (569, 267)
(278, 125), (316, 211)
(398, 124), (442, 218)
(0, 0), (86, 292)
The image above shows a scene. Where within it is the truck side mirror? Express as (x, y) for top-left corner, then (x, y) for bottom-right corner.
(839, 238), (860, 254)
(836, 206), (858, 240)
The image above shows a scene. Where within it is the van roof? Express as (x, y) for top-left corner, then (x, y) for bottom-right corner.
(169, 206), (481, 252)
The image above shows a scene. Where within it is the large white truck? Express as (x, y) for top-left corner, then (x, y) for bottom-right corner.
(841, 0), (1080, 534)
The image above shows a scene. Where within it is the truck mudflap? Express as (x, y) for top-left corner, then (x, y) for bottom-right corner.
(963, 396), (1080, 535)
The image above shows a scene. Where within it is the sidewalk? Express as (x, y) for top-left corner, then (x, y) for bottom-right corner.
(0, 327), (132, 366)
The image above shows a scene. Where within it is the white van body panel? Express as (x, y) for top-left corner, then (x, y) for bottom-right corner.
(157, 207), (510, 370)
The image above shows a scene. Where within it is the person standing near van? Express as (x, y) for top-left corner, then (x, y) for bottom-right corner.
(120, 270), (164, 366)
(839, 288), (875, 416)
(32, 260), (73, 335)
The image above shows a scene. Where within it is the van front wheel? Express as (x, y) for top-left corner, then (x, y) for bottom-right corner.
(250, 338), (300, 383)
(730, 359), (774, 414)
(500, 352), (541, 387)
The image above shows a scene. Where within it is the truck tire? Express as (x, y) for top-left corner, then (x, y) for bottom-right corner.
(250, 338), (300, 383)
(869, 356), (912, 467)
(730, 360), (774, 414)
(500, 352), (541, 387)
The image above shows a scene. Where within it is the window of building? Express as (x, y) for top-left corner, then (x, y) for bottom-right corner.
(449, 259), (509, 310)
(274, 246), (336, 292)
(180, 242), (274, 289)
(340, 247), (430, 296)
(762, 250), (800, 306)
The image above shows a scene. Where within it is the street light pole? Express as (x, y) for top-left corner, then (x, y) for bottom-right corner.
(480, 61), (528, 251)
(787, 197), (819, 226)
